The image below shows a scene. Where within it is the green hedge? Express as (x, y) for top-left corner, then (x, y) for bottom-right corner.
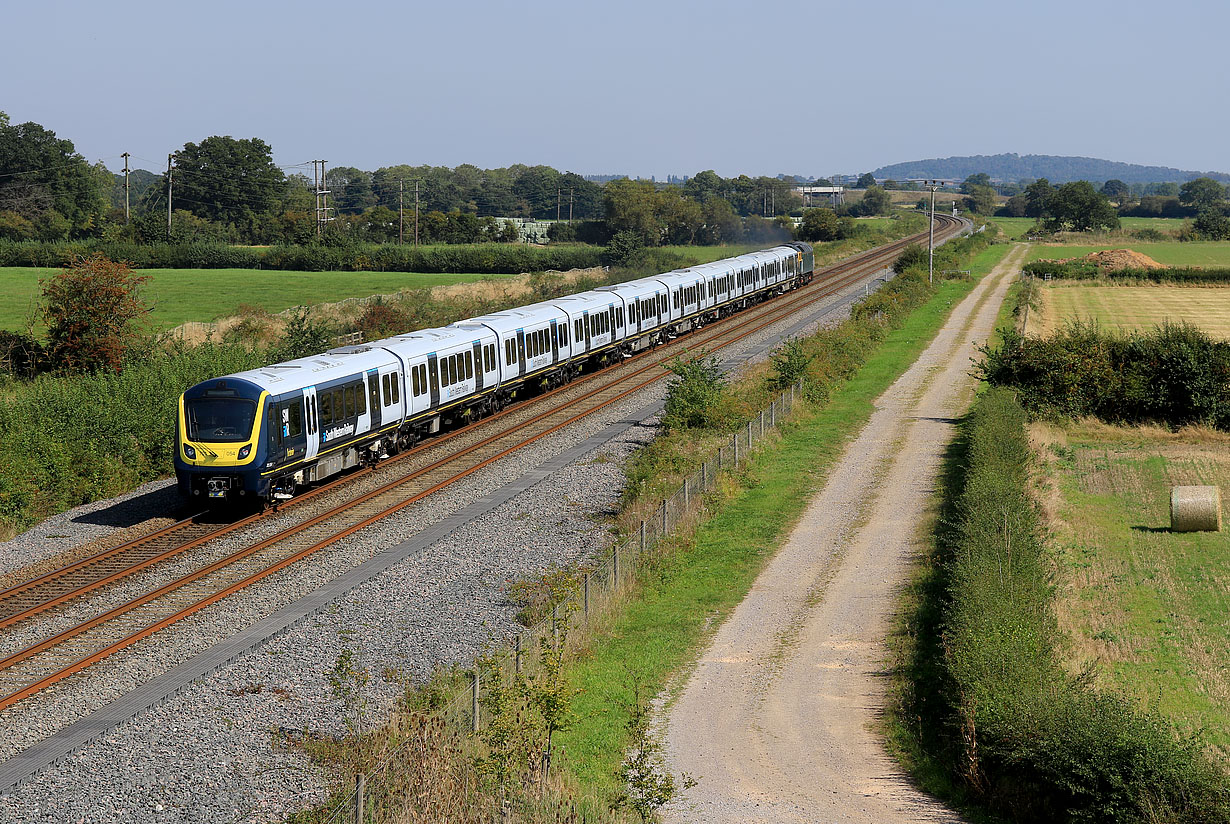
(936, 389), (1230, 822)
(0, 240), (604, 274)
(979, 323), (1230, 428)
(0, 340), (266, 532)
(1022, 260), (1230, 283)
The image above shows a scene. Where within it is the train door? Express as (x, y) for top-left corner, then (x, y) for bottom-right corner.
(471, 342), (485, 392)
(516, 329), (526, 374)
(427, 355), (440, 408)
(367, 370), (381, 431)
(583, 312), (592, 351)
(303, 386), (319, 461)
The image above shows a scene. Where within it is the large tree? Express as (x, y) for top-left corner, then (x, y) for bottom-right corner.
(1042, 181), (1119, 233)
(0, 115), (109, 236)
(169, 136), (284, 228)
(1179, 177), (1226, 212)
(1023, 178), (1053, 218)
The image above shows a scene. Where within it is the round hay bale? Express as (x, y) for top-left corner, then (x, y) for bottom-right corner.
(1170, 486), (1221, 532)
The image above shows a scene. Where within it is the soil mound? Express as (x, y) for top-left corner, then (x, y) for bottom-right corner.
(1070, 249), (1166, 270)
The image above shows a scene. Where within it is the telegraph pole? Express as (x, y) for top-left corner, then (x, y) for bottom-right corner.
(556, 188), (561, 222)
(313, 160), (331, 237)
(166, 153), (174, 242)
(122, 152), (131, 222)
(414, 180), (420, 247)
(568, 188), (574, 222)
(399, 179), (404, 245)
(910, 178), (949, 284)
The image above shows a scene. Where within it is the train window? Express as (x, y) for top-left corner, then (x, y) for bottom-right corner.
(466, 350), (473, 379)
(320, 392), (333, 425)
(411, 366), (421, 397)
(416, 364), (426, 394)
(356, 384), (366, 415)
(382, 374), (391, 405)
(561, 324), (568, 346)
(345, 387), (355, 418)
(618, 307), (624, 327)
(332, 389), (344, 420)
(391, 373), (400, 404)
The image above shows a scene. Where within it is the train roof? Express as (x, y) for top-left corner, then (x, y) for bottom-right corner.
(222, 346), (398, 394)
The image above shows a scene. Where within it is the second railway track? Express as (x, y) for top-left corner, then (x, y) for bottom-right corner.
(0, 216), (965, 712)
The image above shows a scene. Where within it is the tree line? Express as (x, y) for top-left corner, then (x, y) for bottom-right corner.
(0, 113), (865, 249)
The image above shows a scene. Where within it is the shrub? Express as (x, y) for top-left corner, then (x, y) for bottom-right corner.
(42, 254), (151, 374)
(893, 243), (928, 274)
(979, 322), (1230, 429)
(662, 354), (729, 431)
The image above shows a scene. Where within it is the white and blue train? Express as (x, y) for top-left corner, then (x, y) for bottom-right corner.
(175, 242), (815, 503)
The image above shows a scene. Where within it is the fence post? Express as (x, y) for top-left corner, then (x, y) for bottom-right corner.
(660, 500), (668, 535)
(472, 669), (480, 733)
(747, 420), (753, 446)
(717, 445), (723, 470)
(759, 410), (765, 437)
(639, 520), (646, 552)
(683, 476), (690, 510)
(770, 400), (775, 428)
(514, 634), (522, 674)
(733, 433), (739, 464)
(355, 772), (365, 824)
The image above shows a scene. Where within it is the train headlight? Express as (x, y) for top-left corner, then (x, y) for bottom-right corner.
(237, 444), (251, 460)
(184, 444), (197, 460)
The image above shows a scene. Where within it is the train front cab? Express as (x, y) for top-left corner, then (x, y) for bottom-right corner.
(175, 377), (269, 502)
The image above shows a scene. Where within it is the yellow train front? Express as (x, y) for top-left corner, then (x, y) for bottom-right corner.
(175, 377), (271, 502)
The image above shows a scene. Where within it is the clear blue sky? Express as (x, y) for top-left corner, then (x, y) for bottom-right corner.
(3, 0), (1226, 178)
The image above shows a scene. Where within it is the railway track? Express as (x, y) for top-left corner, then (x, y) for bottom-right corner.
(0, 215), (966, 712)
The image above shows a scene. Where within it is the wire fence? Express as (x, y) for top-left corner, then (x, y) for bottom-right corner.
(291, 380), (804, 824)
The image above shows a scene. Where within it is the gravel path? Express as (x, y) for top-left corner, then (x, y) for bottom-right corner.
(0, 267), (887, 823)
(662, 244), (1028, 824)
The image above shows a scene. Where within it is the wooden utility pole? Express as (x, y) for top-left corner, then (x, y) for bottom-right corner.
(414, 180), (419, 247)
(166, 154), (174, 241)
(568, 188), (573, 222)
(398, 179), (404, 245)
(122, 152), (130, 222)
(556, 188), (561, 222)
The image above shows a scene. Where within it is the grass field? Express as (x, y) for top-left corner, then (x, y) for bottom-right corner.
(1028, 242), (1230, 267)
(1035, 421), (1230, 756)
(1028, 284), (1230, 339)
(0, 268), (514, 332)
(994, 216), (1191, 239)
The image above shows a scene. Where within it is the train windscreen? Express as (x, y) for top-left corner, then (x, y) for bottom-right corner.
(186, 398), (257, 442)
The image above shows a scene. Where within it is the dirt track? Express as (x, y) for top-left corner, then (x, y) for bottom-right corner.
(662, 244), (1030, 823)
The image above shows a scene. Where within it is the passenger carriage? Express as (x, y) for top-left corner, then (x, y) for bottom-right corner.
(176, 242), (815, 506)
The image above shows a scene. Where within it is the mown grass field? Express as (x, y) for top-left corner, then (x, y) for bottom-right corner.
(1028, 242), (1230, 267)
(1028, 284), (1230, 339)
(0, 268), (514, 332)
(1035, 421), (1230, 756)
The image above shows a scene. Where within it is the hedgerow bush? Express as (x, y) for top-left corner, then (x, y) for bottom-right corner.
(0, 339), (265, 533)
(0, 239), (604, 274)
(979, 322), (1230, 428)
(1022, 260), (1230, 283)
(933, 389), (1230, 822)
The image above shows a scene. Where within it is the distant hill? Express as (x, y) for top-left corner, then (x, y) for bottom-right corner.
(872, 153), (1229, 185)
